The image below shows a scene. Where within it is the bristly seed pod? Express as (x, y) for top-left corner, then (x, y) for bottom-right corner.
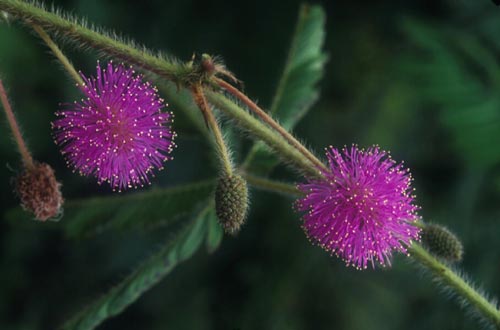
(215, 174), (248, 235)
(15, 162), (64, 221)
(421, 224), (463, 263)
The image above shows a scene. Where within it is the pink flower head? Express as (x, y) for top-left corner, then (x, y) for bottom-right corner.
(53, 61), (176, 191)
(296, 145), (420, 269)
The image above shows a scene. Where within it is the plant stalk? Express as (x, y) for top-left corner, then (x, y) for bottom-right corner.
(2, 2), (499, 328)
(0, 79), (33, 168)
(205, 90), (321, 178)
(241, 172), (301, 197)
(191, 84), (233, 176)
(411, 243), (500, 327)
(215, 77), (328, 173)
(31, 24), (84, 86)
(0, 0), (191, 84)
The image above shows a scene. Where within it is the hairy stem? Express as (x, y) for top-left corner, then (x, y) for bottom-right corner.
(241, 172), (301, 197)
(0, 0), (192, 84)
(191, 84), (233, 176)
(0, 79), (33, 168)
(0, 0), (323, 177)
(215, 77), (328, 172)
(31, 24), (84, 86)
(3, 2), (499, 328)
(204, 90), (320, 178)
(410, 243), (500, 328)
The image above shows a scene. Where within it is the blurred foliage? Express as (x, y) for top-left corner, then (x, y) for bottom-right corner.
(62, 206), (210, 330)
(401, 18), (500, 168)
(5, 180), (215, 238)
(1, 0), (500, 330)
(243, 5), (327, 175)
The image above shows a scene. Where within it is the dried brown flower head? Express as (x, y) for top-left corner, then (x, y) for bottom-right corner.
(15, 162), (63, 221)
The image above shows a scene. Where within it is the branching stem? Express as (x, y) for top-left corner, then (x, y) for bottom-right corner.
(215, 77), (328, 173)
(31, 24), (84, 86)
(205, 90), (321, 178)
(0, 0), (192, 83)
(2, 2), (500, 328)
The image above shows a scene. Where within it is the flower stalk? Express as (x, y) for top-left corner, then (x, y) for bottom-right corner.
(215, 77), (328, 173)
(241, 172), (301, 197)
(205, 90), (321, 178)
(0, 78), (33, 168)
(191, 84), (233, 176)
(0, 0), (192, 84)
(2, 0), (500, 327)
(31, 24), (84, 86)
(410, 243), (500, 328)
(0, 0), (322, 177)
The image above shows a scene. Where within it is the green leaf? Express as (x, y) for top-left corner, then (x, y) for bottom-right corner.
(242, 4), (327, 175)
(205, 208), (223, 253)
(178, 206), (209, 259)
(4, 180), (214, 238)
(61, 207), (210, 330)
(401, 19), (500, 168)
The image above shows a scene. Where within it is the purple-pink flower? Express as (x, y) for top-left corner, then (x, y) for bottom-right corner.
(53, 61), (176, 191)
(296, 145), (420, 269)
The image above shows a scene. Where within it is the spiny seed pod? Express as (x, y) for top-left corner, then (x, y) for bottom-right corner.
(215, 174), (248, 235)
(15, 162), (63, 221)
(421, 224), (463, 263)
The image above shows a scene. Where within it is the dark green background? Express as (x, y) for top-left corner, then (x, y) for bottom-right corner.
(1, 0), (500, 329)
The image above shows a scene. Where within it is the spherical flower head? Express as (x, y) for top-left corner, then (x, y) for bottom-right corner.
(296, 145), (421, 269)
(52, 61), (176, 191)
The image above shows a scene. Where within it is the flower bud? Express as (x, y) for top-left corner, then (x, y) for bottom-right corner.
(200, 54), (216, 77)
(421, 224), (463, 263)
(215, 174), (248, 235)
(15, 162), (63, 221)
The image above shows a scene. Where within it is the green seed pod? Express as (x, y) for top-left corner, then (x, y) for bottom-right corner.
(421, 224), (463, 263)
(215, 174), (248, 235)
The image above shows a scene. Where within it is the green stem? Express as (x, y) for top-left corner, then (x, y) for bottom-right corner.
(215, 78), (328, 172)
(3, 2), (499, 328)
(0, 0), (323, 178)
(31, 24), (84, 86)
(0, 0), (192, 84)
(191, 84), (233, 176)
(158, 82), (209, 139)
(410, 243), (500, 328)
(205, 90), (321, 178)
(241, 172), (301, 197)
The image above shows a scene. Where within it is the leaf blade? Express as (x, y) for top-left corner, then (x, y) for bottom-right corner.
(4, 180), (215, 238)
(60, 206), (210, 330)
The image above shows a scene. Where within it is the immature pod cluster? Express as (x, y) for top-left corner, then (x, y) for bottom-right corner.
(215, 174), (248, 235)
(421, 224), (463, 263)
(15, 162), (63, 221)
